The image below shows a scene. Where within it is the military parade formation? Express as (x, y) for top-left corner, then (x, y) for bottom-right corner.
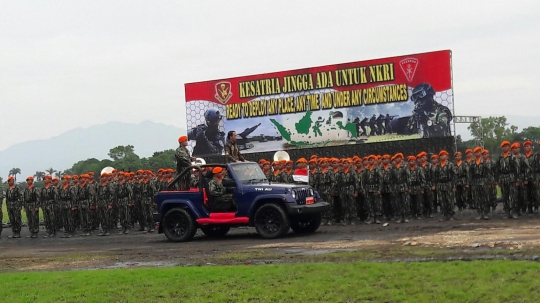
(1, 137), (538, 239)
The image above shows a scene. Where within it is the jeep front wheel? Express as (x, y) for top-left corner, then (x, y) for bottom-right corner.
(162, 208), (197, 242)
(254, 203), (290, 239)
(290, 214), (322, 234)
(200, 226), (230, 238)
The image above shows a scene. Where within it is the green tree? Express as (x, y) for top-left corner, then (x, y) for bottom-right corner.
(9, 167), (21, 182)
(108, 145), (136, 161)
(34, 171), (45, 181)
(45, 167), (56, 176)
(468, 116), (518, 155)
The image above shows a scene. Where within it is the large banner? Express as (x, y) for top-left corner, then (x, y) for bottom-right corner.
(185, 50), (453, 157)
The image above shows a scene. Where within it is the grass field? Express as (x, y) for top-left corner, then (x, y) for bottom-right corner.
(1, 261), (539, 302)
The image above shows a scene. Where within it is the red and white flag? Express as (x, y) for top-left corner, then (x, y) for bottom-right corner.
(293, 168), (309, 183)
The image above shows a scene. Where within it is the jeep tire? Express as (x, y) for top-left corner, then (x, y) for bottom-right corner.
(254, 203), (290, 239)
(162, 208), (197, 242)
(200, 226), (231, 238)
(290, 213), (322, 234)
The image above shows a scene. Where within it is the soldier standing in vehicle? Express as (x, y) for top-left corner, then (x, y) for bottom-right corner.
(225, 131), (246, 163)
(176, 135), (194, 190)
(208, 167), (235, 212)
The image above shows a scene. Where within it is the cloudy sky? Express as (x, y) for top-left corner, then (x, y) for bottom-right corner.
(1, 0), (539, 150)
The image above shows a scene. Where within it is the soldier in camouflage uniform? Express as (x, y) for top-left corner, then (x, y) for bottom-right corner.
(469, 147), (491, 220)
(41, 175), (58, 237)
(141, 171), (155, 233)
(116, 172), (133, 234)
(482, 150), (498, 212)
(263, 161), (273, 182)
(308, 159), (319, 190)
(335, 158), (358, 225)
(454, 152), (469, 212)
(329, 158), (342, 223)
(379, 155), (394, 221)
(512, 142), (530, 215)
(23, 176), (41, 238)
(88, 172), (98, 231)
(280, 160), (295, 184)
(495, 141), (520, 219)
(208, 167), (235, 212)
(317, 158), (333, 225)
(176, 136), (194, 190)
(354, 157), (368, 222)
(361, 155), (382, 224)
(71, 175), (81, 231)
(52, 177), (63, 231)
(407, 156), (426, 220)
(6, 176), (22, 238)
(418, 152), (435, 217)
(434, 150), (456, 220)
(132, 172), (144, 231)
(96, 173), (111, 236)
(392, 153), (410, 223)
(190, 169), (200, 188)
(524, 142), (540, 214)
(78, 174), (93, 236)
(464, 149), (474, 208)
(59, 175), (75, 238)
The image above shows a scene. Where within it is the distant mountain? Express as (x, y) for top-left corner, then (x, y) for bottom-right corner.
(0, 121), (185, 178)
(456, 115), (540, 140)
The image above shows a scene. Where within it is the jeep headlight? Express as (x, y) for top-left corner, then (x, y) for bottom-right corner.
(291, 190), (297, 199)
(308, 188), (314, 196)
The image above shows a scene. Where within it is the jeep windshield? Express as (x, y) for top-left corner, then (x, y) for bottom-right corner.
(231, 163), (268, 184)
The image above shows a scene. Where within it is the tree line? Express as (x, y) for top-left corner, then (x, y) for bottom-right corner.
(2, 145), (176, 191)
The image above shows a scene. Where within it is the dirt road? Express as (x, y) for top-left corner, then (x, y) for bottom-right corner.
(2, 210), (540, 271)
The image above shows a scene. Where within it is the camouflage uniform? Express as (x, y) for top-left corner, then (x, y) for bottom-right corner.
(70, 184), (80, 231)
(280, 170), (295, 184)
(361, 166), (382, 223)
(116, 181), (133, 233)
(420, 162), (435, 217)
(141, 180), (155, 232)
(335, 168), (358, 224)
(208, 178), (234, 212)
(175, 146), (192, 190)
(434, 161), (456, 218)
(88, 181), (99, 230)
(469, 158), (490, 219)
(495, 153), (520, 218)
(515, 153), (531, 214)
(483, 157), (498, 211)
(131, 180), (143, 230)
(408, 165), (426, 219)
(380, 164), (394, 220)
(392, 164), (410, 222)
(23, 186), (41, 237)
(59, 185), (75, 237)
(5, 185), (22, 237)
(96, 182), (111, 235)
(78, 183), (92, 235)
(317, 168), (334, 224)
(465, 159), (474, 208)
(455, 161), (469, 211)
(108, 180), (119, 230)
(329, 167), (341, 222)
(41, 185), (58, 237)
(527, 152), (540, 213)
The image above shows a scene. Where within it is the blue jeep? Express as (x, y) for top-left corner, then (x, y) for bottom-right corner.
(154, 162), (330, 242)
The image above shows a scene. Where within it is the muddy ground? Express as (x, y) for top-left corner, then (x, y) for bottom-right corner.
(2, 210), (540, 272)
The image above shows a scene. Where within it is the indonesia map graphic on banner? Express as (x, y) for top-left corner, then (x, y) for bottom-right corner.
(185, 50), (454, 158)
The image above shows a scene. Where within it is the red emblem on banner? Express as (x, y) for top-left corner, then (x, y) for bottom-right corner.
(399, 58), (419, 82)
(215, 81), (233, 104)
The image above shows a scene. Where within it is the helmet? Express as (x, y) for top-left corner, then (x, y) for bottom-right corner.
(411, 83), (435, 102)
(204, 108), (223, 123)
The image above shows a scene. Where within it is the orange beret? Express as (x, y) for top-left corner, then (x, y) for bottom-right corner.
(454, 151), (462, 156)
(481, 149), (489, 155)
(44, 175), (52, 180)
(136, 169), (144, 173)
(279, 160), (287, 164)
(89, 172), (95, 175)
(212, 167), (223, 174)
(72, 175), (79, 179)
(52, 177), (59, 181)
(26, 176), (34, 181)
(63, 175), (71, 179)
(271, 161), (278, 165)
(417, 151), (427, 158)
(308, 159), (317, 164)
(511, 142), (520, 149)
(395, 153), (404, 159)
(439, 150), (449, 156)
(7, 176), (14, 181)
(296, 158), (307, 163)
(501, 141), (511, 147)
(383, 154), (391, 160)
(178, 135), (188, 143)
(473, 147), (482, 154)
(407, 156), (416, 162)
(368, 155), (376, 160)
(465, 149), (472, 154)
(112, 169), (117, 173)
(310, 155), (317, 159)
(431, 154), (439, 159)
(524, 141), (532, 147)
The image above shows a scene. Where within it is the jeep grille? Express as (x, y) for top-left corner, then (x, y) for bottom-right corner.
(295, 188), (313, 205)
